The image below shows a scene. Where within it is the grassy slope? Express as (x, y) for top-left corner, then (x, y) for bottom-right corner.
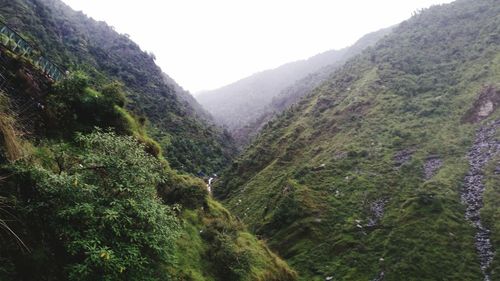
(172, 198), (297, 281)
(216, 0), (500, 280)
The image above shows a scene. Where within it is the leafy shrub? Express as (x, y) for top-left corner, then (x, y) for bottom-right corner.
(208, 233), (252, 281)
(200, 216), (251, 281)
(100, 82), (127, 107)
(45, 72), (132, 138)
(2, 131), (180, 281)
(158, 173), (208, 209)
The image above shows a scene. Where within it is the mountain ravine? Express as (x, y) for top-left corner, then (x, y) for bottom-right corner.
(197, 27), (392, 148)
(0, 0), (295, 280)
(215, 0), (500, 280)
(2, 0), (500, 280)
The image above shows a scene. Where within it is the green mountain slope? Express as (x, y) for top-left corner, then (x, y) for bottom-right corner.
(0, 31), (296, 280)
(0, 0), (235, 174)
(197, 28), (390, 141)
(231, 28), (393, 147)
(216, 0), (500, 280)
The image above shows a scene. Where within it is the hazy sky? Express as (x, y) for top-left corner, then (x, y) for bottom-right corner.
(61, 0), (454, 93)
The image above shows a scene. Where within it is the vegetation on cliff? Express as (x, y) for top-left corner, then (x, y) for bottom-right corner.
(0, 18), (295, 281)
(216, 0), (500, 279)
(0, 0), (235, 174)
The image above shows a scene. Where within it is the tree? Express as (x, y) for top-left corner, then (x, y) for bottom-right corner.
(10, 131), (180, 281)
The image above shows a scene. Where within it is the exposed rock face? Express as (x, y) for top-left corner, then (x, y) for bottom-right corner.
(424, 156), (443, 180)
(461, 119), (500, 281)
(394, 149), (414, 168)
(463, 85), (500, 123)
(366, 199), (387, 227)
(478, 101), (494, 118)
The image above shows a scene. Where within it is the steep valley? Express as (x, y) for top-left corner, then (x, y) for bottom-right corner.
(197, 27), (392, 148)
(215, 0), (500, 280)
(1, 0), (500, 280)
(0, 1), (294, 280)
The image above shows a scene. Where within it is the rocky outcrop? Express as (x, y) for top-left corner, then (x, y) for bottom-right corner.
(366, 199), (387, 227)
(461, 119), (500, 281)
(424, 155), (443, 180)
(394, 148), (414, 168)
(366, 199), (387, 281)
(463, 85), (500, 123)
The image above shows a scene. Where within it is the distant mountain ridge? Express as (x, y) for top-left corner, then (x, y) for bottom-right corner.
(231, 27), (393, 146)
(197, 27), (392, 146)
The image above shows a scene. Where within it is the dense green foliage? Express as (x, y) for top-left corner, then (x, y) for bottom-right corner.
(44, 72), (163, 157)
(0, 15), (296, 281)
(0, 0), (235, 174)
(1, 131), (180, 281)
(46, 72), (127, 135)
(1, 129), (296, 281)
(170, 199), (297, 281)
(217, 0), (500, 280)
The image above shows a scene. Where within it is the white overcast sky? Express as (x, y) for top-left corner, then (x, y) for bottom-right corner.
(61, 0), (454, 93)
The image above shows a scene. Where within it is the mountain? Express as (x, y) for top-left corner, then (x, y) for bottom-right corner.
(162, 73), (214, 122)
(0, 0), (235, 174)
(231, 27), (393, 146)
(215, 0), (500, 280)
(0, 1), (296, 280)
(197, 28), (391, 146)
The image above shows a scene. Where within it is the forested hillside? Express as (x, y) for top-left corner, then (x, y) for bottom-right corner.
(231, 28), (393, 147)
(0, 14), (296, 281)
(197, 28), (391, 146)
(216, 0), (500, 280)
(0, 0), (235, 174)
(2, 0), (500, 280)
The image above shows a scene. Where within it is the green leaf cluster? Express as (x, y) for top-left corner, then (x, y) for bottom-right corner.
(1, 131), (180, 281)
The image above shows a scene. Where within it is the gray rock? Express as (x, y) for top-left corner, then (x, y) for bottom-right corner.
(394, 149), (414, 168)
(461, 119), (500, 281)
(366, 199), (387, 227)
(494, 162), (500, 175)
(424, 156), (443, 180)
